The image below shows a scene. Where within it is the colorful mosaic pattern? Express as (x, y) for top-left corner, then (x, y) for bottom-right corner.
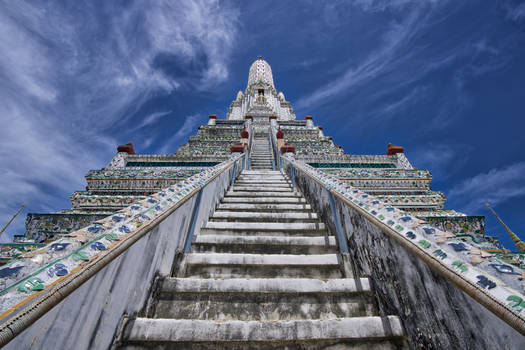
(281, 154), (525, 320)
(70, 192), (147, 210)
(0, 154), (243, 313)
(25, 213), (110, 240)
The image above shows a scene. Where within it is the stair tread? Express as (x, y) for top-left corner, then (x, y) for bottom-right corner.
(185, 253), (339, 265)
(124, 316), (404, 342)
(194, 234), (335, 245)
(160, 277), (370, 293)
(204, 221), (325, 230)
(211, 212), (318, 220)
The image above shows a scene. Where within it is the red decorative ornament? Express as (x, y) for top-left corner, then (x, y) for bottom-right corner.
(230, 142), (245, 153)
(280, 143), (295, 154)
(241, 127), (249, 139)
(276, 127), (284, 139)
(117, 141), (136, 154)
(386, 143), (404, 155)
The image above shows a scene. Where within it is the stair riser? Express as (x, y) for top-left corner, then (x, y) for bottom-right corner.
(204, 222), (326, 231)
(191, 243), (337, 255)
(153, 294), (378, 320)
(184, 265), (343, 279)
(233, 182), (291, 186)
(210, 212), (319, 220)
(120, 340), (406, 350)
(226, 192), (301, 197)
(234, 181), (291, 185)
(208, 217), (320, 223)
(222, 198), (306, 204)
(231, 187), (293, 192)
(200, 228), (328, 237)
(237, 175), (286, 178)
(122, 317), (405, 344)
(216, 204), (312, 211)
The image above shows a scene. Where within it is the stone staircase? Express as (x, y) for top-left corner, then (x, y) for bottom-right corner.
(118, 167), (407, 348)
(250, 133), (273, 170)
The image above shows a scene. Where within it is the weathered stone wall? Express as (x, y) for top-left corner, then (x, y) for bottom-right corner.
(3, 166), (234, 350)
(290, 167), (524, 350)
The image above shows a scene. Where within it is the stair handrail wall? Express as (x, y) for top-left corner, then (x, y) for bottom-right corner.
(267, 126), (276, 170)
(246, 120), (254, 170)
(269, 120), (280, 169)
(0, 153), (245, 347)
(279, 154), (525, 337)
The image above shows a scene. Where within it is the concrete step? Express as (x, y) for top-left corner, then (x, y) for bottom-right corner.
(152, 278), (377, 320)
(217, 203), (312, 212)
(200, 228), (327, 238)
(234, 184), (291, 189)
(204, 221), (326, 231)
(184, 253), (342, 278)
(235, 177), (286, 181)
(237, 175), (284, 180)
(122, 316), (405, 345)
(235, 180), (290, 185)
(192, 234), (336, 254)
(210, 211), (318, 221)
(159, 277), (370, 294)
(231, 186), (293, 192)
(225, 191), (301, 197)
(222, 197), (306, 204)
(241, 170), (281, 174)
(185, 253), (338, 266)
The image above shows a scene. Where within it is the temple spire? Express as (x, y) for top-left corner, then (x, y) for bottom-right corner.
(486, 203), (525, 252)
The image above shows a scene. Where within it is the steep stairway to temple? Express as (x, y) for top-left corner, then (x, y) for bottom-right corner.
(119, 170), (407, 349)
(250, 132), (273, 170)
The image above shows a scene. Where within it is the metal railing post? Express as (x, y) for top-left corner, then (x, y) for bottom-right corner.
(290, 164), (296, 189)
(183, 188), (203, 253)
(231, 158), (238, 187)
(327, 187), (349, 254)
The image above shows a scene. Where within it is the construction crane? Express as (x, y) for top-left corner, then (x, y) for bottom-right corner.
(486, 203), (525, 252)
(0, 203), (26, 238)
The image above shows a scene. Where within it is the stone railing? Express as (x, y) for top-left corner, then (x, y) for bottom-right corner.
(280, 154), (525, 346)
(0, 153), (245, 347)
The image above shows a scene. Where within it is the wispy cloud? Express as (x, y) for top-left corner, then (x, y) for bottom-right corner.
(159, 114), (201, 154)
(409, 143), (468, 181)
(351, 0), (429, 13)
(133, 111), (172, 131)
(0, 0), (240, 239)
(506, 3), (525, 21)
(382, 85), (429, 115)
(295, 5), (428, 110)
(448, 162), (525, 213)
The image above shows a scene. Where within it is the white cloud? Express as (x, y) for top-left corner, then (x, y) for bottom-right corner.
(448, 162), (525, 213)
(295, 6), (424, 110)
(134, 111), (173, 130)
(159, 114), (201, 154)
(381, 86), (429, 114)
(409, 143), (466, 181)
(0, 0), (240, 240)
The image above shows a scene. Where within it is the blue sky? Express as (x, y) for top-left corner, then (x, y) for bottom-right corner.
(1, 0), (524, 249)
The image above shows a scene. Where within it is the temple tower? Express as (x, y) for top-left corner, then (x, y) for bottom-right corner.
(0, 58), (523, 350)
